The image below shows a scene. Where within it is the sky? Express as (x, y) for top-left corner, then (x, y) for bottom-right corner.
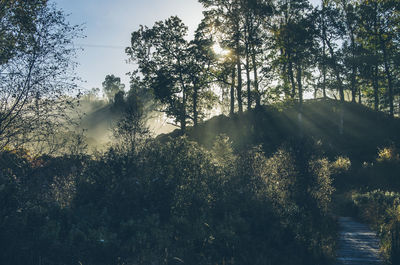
(51, 0), (319, 94)
(51, 0), (205, 93)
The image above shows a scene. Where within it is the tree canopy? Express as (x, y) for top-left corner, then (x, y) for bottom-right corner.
(0, 1), (82, 151)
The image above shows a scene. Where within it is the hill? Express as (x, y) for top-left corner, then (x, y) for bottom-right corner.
(159, 99), (400, 192)
(163, 99), (400, 163)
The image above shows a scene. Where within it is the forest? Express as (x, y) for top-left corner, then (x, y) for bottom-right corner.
(1, 0), (400, 264)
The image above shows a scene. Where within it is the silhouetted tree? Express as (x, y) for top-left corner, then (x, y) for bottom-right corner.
(102, 74), (125, 102)
(0, 2), (81, 150)
(127, 16), (216, 132)
(200, 0), (246, 113)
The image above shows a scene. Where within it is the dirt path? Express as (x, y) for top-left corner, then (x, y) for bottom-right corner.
(337, 217), (383, 265)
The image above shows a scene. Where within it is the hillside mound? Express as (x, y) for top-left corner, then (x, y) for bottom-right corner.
(161, 99), (400, 163)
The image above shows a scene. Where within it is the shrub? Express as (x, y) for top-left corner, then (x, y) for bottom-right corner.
(353, 190), (400, 263)
(0, 137), (337, 265)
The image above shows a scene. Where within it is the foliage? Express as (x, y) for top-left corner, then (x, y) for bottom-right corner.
(3, 0), (400, 264)
(102, 74), (125, 102)
(112, 89), (150, 152)
(336, 145), (400, 192)
(0, 2), (82, 150)
(353, 190), (400, 263)
(334, 145), (400, 263)
(0, 135), (336, 265)
(0, 0), (47, 64)
(127, 16), (216, 131)
(377, 145), (400, 163)
(0, 149), (85, 264)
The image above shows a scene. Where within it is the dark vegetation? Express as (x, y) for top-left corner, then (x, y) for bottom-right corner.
(334, 145), (400, 264)
(0, 106), (337, 265)
(2, 0), (400, 264)
(2, 98), (400, 264)
(351, 190), (400, 264)
(1, 126), (337, 265)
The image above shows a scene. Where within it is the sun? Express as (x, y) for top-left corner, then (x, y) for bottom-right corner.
(213, 43), (230, 57)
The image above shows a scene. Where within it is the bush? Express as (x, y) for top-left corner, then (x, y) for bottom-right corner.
(353, 190), (400, 263)
(0, 137), (336, 265)
(332, 146), (400, 192)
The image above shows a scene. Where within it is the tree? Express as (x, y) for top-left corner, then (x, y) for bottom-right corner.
(102, 74), (125, 102)
(374, 0), (397, 117)
(82, 87), (100, 102)
(337, 0), (359, 103)
(0, 0), (47, 64)
(198, 12), (236, 115)
(272, 0), (317, 105)
(242, 0), (273, 109)
(113, 88), (149, 151)
(355, 0), (399, 115)
(0, 2), (81, 150)
(200, 0), (245, 113)
(127, 16), (216, 132)
(356, 0), (377, 109)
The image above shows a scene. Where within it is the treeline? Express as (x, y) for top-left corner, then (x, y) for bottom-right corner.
(0, 135), (338, 265)
(124, 0), (400, 133)
(2, 0), (400, 151)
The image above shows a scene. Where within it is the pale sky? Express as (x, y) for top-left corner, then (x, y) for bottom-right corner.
(51, 0), (204, 93)
(51, 0), (319, 93)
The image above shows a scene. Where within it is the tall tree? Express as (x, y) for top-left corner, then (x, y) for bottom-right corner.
(272, 0), (316, 105)
(187, 24), (217, 126)
(375, 0), (397, 117)
(0, 2), (81, 149)
(199, 10), (237, 115)
(338, 0), (359, 102)
(357, 1), (381, 110)
(242, 0), (273, 109)
(319, 0), (328, 99)
(356, 0), (399, 116)
(200, 0), (245, 113)
(127, 16), (216, 132)
(315, 0), (346, 102)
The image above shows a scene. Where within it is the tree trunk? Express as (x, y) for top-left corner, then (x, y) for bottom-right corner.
(297, 63), (303, 138)
(245, 41), (252, 110)
(373, 66), (379, 111)
(297, 63), (303, 106)
(379, 35), (394, 117)
(177, 58), (187, 133)
(314, 86), (317, 99)
(344, 0), (357, 103)
(350, 63), (357, 103)
(193, 85), (198, 127)
(181, 90), (186, 133)
(326, 41), (344, 101)
(288, 56), (296, 99)
(230, 66), (236, 116)
(373, 13), (379, 111)
(322, 40), (327, 99)
(281, 48), (291, 99)
(321, 0), (327, 99)
(251, 44), (260, 108)
(236, 56), (243, 113)
(236, 37), (243, 113)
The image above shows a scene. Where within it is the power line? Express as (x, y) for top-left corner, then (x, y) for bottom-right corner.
(76, 43), (126, 50)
